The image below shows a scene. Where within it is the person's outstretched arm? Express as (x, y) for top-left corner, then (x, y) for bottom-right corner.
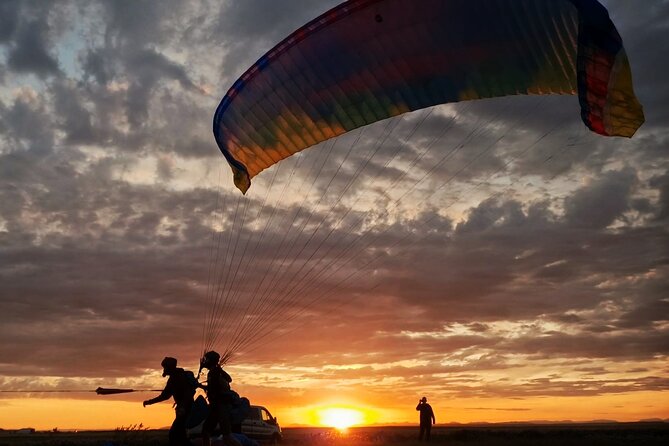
(143, 380), (173, 406)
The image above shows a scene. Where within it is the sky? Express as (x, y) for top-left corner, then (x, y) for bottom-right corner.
(1, 0), (668, 431)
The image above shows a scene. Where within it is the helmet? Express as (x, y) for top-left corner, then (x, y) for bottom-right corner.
(161, 357), (178, 377)
(201, 351), (221, 367)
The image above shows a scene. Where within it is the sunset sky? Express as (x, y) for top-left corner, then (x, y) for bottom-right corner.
(1, 0), (668, 431)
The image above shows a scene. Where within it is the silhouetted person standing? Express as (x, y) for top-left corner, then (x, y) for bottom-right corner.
(199, 351), (241, 446)
(143, 357), (196, 446)
(416, 396), (435, 441)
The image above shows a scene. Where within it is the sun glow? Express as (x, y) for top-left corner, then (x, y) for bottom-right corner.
(318, 408), (364, 430)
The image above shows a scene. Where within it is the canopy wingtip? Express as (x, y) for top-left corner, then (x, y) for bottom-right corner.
(233, 168), (251, 194)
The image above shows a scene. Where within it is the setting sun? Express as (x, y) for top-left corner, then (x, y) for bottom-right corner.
(318, 408), (365, 430)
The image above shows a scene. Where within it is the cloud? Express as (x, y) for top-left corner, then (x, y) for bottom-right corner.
(650, 171), (669, 222)
(563, 168), (638, 229)
(3, 2), (60, 78)
(123, 48), (201, 129)
(0, 1), (20, 43)
(101, 0), (183, 48)
(50, 81), (97, 145)
(0, 94), (56, 154)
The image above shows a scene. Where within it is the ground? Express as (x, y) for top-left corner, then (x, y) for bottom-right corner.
(1, 424), (668, 446)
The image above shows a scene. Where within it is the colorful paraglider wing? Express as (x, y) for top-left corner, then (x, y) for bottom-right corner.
(213, 0), (644, 193)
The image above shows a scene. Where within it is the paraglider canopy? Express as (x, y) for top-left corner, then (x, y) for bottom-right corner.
(212, 0), (644, 193)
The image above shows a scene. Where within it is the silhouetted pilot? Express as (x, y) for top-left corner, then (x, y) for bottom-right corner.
(416, 396), (435, 441)
(143, 357), (196, 446)
(199, 351), (241, 446)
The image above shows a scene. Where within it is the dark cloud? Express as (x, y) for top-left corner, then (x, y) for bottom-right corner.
(453, 375), (669, 398)
(564, 168), (637, 229)
(50, 81), (97, 144)
(650, 171), (669, 222)
(617, 297), (669, 329)
(216, 0), (339, 42)
(210, 0), (341, 87)
(502, 329), (669, 361)
(4, 2), (60, 78)
(0, 95), (56, 154)
(80, 48), (115, 86)
(124, 48), (202, 129)
(101, 0), (183, 48)
(0, 0), (20, 43)
(77, 46), (205, 138)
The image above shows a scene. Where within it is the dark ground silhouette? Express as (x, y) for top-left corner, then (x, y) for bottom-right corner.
(2, 423), (669, 446)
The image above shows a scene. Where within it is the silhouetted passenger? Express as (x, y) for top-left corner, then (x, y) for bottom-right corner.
(416, 396), (435, 441)
(143, 357), (196, 446)
(199, 351), (241, 446)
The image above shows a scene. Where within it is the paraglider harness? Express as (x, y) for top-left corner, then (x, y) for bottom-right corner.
(183, 369), (199, 398)
(186, 389), (251, 432)
(169, 368), (198, 412)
